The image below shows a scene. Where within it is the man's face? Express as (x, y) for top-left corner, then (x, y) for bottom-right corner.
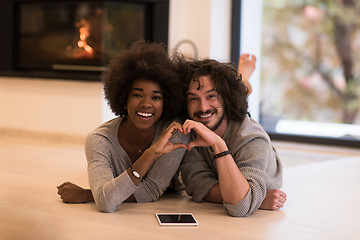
(187, 75), (227, 133)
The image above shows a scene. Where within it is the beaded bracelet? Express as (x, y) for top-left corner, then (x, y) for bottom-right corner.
(214, 150), (231, 159)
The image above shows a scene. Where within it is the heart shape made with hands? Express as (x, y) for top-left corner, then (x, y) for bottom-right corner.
(170, 120), (221, 152)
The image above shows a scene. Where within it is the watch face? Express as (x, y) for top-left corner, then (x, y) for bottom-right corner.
(132, 170), (141, 179)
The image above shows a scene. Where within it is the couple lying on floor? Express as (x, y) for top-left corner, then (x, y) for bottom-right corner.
(57, 40), (286, 217)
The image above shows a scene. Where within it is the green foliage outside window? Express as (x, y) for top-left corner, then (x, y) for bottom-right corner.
(261, 0), (360, 126)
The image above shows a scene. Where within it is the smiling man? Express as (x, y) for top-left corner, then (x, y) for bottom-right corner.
(179, 58), (286, 217)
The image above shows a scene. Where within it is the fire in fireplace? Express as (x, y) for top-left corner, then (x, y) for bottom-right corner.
(0, 0), (169, 81)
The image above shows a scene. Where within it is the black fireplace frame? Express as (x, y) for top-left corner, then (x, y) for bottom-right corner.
(0, 0), (170, 81)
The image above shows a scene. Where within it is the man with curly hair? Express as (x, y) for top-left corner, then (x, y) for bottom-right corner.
(179, 57), (286, 217)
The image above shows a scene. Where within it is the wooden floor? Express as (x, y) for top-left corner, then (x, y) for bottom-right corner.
(2, 128), (359, 167)
(273, 140), (360, 167)
(1, 131), (360, 239)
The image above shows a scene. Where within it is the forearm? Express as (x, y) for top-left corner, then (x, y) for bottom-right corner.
(84, 189), (94, 202)
(90, 171), (137, 212)
(221, 137), (277, 216)
(134, 143), (187, 203)
(212, 140), (250, 205)
(92, 187), (133, 203)
(216, 156), (250, 205)
(129, 147), (161, 185)
(204, 184), (222, 203)
(129, 126), (187, 186)
(125, 194), (136, 202)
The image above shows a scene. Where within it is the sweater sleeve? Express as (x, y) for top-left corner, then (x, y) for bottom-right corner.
(85, 133), (137, 213)
(133, 131), (189, 202)
(181, 116), (282, 217)
(86, 127), (189, 212)
(180, 148), (219, 202)
(223, 136), (277, 217)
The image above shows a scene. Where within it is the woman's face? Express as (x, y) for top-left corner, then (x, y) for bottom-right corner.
(126, 79), (164, 130)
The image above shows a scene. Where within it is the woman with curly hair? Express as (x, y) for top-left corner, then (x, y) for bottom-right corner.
(57, 40), (189, 212)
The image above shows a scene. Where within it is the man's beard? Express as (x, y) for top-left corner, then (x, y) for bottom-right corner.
(210, 111), (225, 132)
(195, 109), (225, 132)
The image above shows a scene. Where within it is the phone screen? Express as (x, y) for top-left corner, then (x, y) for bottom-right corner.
(156, 213), (198, 226)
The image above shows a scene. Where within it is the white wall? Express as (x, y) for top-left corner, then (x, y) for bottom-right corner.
(168, 0), (231, 60)
(0, 77), (102, 137)
(1, 0), (233, 138)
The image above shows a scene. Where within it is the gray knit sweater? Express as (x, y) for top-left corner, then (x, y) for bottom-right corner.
(85, 117), (188, 213)
(180, 115), (283, 217)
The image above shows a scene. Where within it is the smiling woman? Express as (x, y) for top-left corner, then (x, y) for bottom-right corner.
(125, 79), (164, 132)
(57, 40), (189, 212)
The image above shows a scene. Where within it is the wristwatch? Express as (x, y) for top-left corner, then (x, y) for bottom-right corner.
(131, 166), (143, 180)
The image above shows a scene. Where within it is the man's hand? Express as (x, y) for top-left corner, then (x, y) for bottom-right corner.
(259, 189), (287, 210)
(182, 119), (224, 151)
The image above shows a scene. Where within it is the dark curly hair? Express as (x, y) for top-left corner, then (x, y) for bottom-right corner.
(174, 55), (249, 123)
(103, 40), (186, 121)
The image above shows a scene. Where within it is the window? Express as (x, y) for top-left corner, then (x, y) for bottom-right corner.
(240, 0), (360, 145)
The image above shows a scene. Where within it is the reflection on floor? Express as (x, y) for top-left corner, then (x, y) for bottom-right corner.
(273, 140), (360, 167)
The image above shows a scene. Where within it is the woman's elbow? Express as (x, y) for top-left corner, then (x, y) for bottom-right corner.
(136, 191), (161, 203)
(96, 202), (119, 213)
(94, 195), (120, 213)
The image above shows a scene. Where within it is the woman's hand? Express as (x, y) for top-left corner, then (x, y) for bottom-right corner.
(57, 182), (94, 203)
(150, 121), (188, 156)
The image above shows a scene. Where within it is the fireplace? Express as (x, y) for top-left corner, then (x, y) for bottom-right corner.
(0, 0), (169, 81)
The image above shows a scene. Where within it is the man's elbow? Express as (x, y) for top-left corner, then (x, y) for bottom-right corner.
(225, 205), (254, 217)
(223, 190), (257, 217)
(223, 196), (242, 206)
(222, 190), (247, 206)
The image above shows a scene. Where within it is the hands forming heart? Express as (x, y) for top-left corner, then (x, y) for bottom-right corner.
(182, 119), (223, 151)
(151, 120), (224, 156)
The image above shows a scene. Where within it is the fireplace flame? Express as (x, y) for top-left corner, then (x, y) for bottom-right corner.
(75, 19), (93, 55)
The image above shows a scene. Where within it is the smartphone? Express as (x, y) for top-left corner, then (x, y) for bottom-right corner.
(155, 213), (199, 226)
